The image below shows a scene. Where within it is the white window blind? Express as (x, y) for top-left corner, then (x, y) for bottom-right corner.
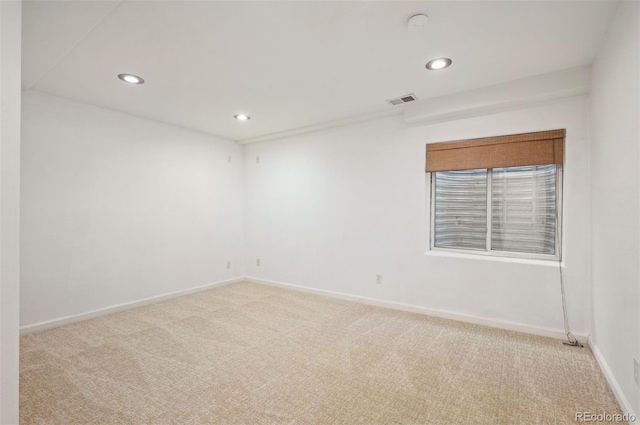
(433, 169), (487, 250)
(491, 165), (557, 255)
(431, 165), (560, 259)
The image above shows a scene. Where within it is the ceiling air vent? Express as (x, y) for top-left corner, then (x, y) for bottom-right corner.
(386, 94), (418, 106)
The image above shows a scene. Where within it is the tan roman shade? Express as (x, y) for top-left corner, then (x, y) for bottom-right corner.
(425, 129), (565, 172)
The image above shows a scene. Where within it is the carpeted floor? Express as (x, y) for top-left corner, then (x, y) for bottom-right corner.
(20, 281), (622, 424)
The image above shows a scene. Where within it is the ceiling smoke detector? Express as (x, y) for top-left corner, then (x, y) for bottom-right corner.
(386, 94), (418, 106)
(407, 14), (429, 32)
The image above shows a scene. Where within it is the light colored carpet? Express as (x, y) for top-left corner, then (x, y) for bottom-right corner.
(21, 281), (622, 424)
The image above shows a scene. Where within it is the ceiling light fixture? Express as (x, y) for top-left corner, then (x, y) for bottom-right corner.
(118, 73), (144, 84)
(234, 114), (251, 121)
(425, 58), (452, 71)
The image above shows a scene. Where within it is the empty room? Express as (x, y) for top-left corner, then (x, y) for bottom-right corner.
(0, 0), (639, 424)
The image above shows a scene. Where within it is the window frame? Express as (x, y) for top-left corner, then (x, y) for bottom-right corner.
(429, 165), (563, 261)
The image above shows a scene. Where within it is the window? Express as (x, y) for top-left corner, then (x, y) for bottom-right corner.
(426, 130), (564, 260)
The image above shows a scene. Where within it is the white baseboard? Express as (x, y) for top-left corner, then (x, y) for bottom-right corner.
(19, 274), (589, 344)
(244, 276), (587, 342)
(588, 338), (638, 424)
(19, 276), (244, 335)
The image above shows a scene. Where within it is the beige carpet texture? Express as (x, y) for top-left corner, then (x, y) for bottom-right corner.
(20, 281), (623, 424)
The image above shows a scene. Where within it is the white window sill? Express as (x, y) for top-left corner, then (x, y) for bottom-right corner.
(424, 249), (563, 267)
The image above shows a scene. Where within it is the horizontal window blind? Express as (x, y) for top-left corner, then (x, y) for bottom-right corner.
(433, 169), (487, 250)
(426, 129), (565, 173)
(491, 165), (557, 255)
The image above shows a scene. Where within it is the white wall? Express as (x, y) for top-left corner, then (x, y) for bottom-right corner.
(589, 0), (640, 418)
(244, 95), (591, 337)
(20, 91), (244, 328)
(0, 0), (22, 423)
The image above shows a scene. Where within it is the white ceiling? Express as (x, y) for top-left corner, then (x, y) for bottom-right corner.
(22, 1), (618, 142)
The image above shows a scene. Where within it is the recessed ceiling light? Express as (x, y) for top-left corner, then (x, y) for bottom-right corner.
(425, 58), (452, 71)
(234, 114), (251, 121)
(117, 73), (144, 84)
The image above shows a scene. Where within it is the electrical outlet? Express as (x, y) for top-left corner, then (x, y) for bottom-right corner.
(256, 258), (261, 266)
(634, 358), (639, 386)
(376, 274), (382, 284)
(226, 261), (231, 269)
(256, 156), (260, 164)
(227, 156), (232, 164)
